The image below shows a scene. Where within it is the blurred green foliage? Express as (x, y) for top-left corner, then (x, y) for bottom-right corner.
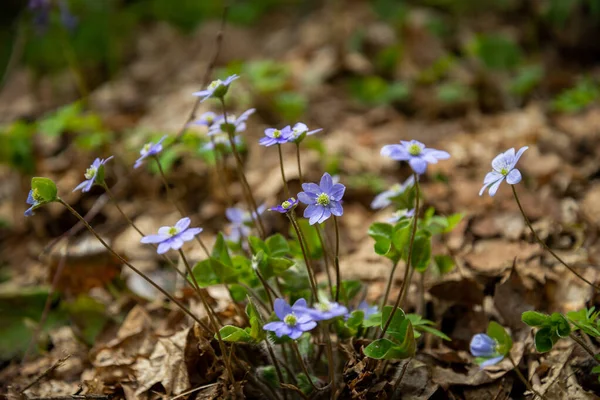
(552, 78), (600, 113)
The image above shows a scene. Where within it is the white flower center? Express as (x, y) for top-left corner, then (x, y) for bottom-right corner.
(142, 143), (152, 154)
(316, 193), (330, 206)
(272, 129), (282, 138)
(284, 314), (297, 326)
(500, 167), (509, 176)
(408, 144), (422, 156)
(209, 79), (223, 90)
(168, 226), (180, 236)
(84, 167), (97, 180)
(282, 201), (291, 209)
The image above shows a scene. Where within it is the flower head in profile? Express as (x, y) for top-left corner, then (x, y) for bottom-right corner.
(470, 333), (504, 368)
(297, 300), (349, 321)
(208, 108), (255, 136)
(25, 190), (42, 217)
(263, 298), (317, 339)
(134, 136), (167, 169)
(259, 126), (293, 147)
(203, 133), (242, 152)
(381, 140), (450, 175)
(225, 205), (266, 242)
(73, 157), (113, 193)
(192, 111), (218, 127)
(298, 173), (345, 225)
(140, 217), (202, 254)
(357, 301), (379, 318)
(388, 208), (415, 224)
(479, 147), (528, 197)
(289, 122), (322, 143)
(192, 74), (239, 102)
(371, 175), (415, 210)
(270, 197), (299, 214)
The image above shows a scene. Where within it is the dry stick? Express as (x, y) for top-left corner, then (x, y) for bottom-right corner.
(291, 341), (319, 392)
(21, 355), (71, 393)
(333, 216), (342, 302)
(58, 199), (210, 332)
(277, 144), (290, 198)
(288, 212), (319, 301)
(178, 250), (237, 393)
(22, 242), (70, 364)
(219, 98), (266, 238)
(511, 185), (600, 291)
(380, 174), (420, 338)
(281, 384), (309, 400)
(507, 355), (548, 400)
(168, 383), (219, 400)
(569, 332), (599, 362)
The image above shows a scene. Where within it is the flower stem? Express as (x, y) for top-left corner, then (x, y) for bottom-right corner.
(508, 354), (548, 400)
(292, 341), (319, 392)
(315, 226), (334, 298)
(102, 183), (144, 237)
(277, 144), (289, 198)
(569, 332), (599, 362)
(153, 156), (186, 216)
(57, 199), (210, 332)
(380, 259), (400, 310)
(322, 325), (336, 399)
(380, 174), (420, 338)
(265, 341), (289, 400)
(219, 98), (266, 238)
(511, 186), (600, 291)
(178, 250), (237, 388)
(288, 212), (319, 301)
(333, 216), (342, 302)
(296, 143), (303, 184)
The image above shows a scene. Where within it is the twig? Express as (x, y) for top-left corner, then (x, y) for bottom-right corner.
(27, 396), (109, 400)
(21, 355), (72, 393)
(168, 383), (219, 400)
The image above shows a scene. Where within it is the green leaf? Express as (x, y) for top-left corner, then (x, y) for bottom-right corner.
(417, 324), (451, 341)
(363, 337), (414, 360)
(346, 310), (365, 330)
(534, 327), (555, 352)
(363, 311), (382, 328)
(391, 220), (411, 253)
(266, 234), (290, 257)
(63, 295), (108, 346)
(381, 305), (406, 334)
(249, 236), (268, 255)
(406, 314), (450, 341)
(522, 311), (549, 327)
(410, 233), (431, 272)
(443, 213), (463, 233)
(333, 280), (362, 304)
(487, 321), (512, 356)
(212, 233), (233, 267)
(31, 177), (58, 203)
(433, 255), (455, 275)
(369, 222), (393, 256)
(218, 325), (254, 343)
(262, 257), (295, 280)
(550, 313), (570, 338)
(246, 300), (265, 341)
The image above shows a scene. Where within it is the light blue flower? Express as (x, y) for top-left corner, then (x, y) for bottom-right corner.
(140, 217), (202, 254)
(192, 74), (239, 102)
(263, 298), (317, 339)
(298, 173), (345, 225)
(73, 157), (113, 193)
(371, 175), (415, 210)
(134, 136), (168, 169)
(296, 300), (349, 321)
(381, 140), (450, 175)
(259, 126), (293, 147)
(479, 146), (528, 197)
(470, 333), (504, 367)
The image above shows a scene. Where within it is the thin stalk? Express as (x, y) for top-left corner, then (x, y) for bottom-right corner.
(102, 183), (144, 236)
(211, 137), (233, 204)
(380, 174), (420, 338)
(256, 269), (275, 309)
(277, 144), (289, 198)
(322, 326), (336, 399)
(292, 341), (319, 392)
(288, 212), (319, 300)
(265, 341), (289, 400)
(179, 250), (237, 389)
(391, 358), (411, 396)
(154, 156), (186, 216)
(219, 98), (266, 238)
(569, 333), (598, 362)
(512, 186), (600, 291)
(239, 283), (270, 314)
(315, 226), (334, 298)
(58, 199), (210, 332)
(508, 355), (547, 400)
(380, 259), (400, 310)
(296, 143), (303, 184)
(333, 216), (342, 302)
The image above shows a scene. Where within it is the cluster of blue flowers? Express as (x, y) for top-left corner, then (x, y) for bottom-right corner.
(259, 123), (322, 147)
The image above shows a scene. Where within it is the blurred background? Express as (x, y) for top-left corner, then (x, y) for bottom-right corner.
(1, 0), (600, 394)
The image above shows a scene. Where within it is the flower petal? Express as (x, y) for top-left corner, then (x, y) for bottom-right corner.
(510, 146), (528, 169)
(157, 242), (171, 254)
(318, 208), (332, 224)
(308, 206), (324, 225)
(409, 157), (428, 175)
(298, 320), (317, 331)
(487, 177), (504, 197)
(370, 191), (393, 209)
(506, 168), (522, 185)
(483, 171), (503, 185)
(479, 355), (504, 368)
(320, 173), (333, 192)
(263, 321), (283, 332)
(330, 201), (343, 216)
(226, 208), (245, 223)
(274, 298), (290, 320)
(141, 234), (168, 244)
(175, 217), (191, 231)
(329, 183), (346, 201)
(288, 328), (303, 339)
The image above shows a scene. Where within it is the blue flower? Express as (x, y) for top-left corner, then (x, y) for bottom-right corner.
(296, 300), (349, 321)
(298, 173), (345, 225)
(479, 146), (528, 197)
(357, 301), (379, 318)
(134, 136), (167, 169)
(470, 333), (504, 367)
(25, 190), (41, 217)
(289, 122), (322, 143)
(140, 217), (203, 254)
(387, 208), (415, 224)
(371, 175), (415, 210)
(192, 111), (218, 127)
(73, 156), (113, 193)
(225, 205), (266, 242)
(263, 298), (317, 339)
(269, 197), (299, 214)
(381, 140), (450, 175)
(208, 108), (255, 136)
(192, 75), (239, 102)
(259, 126), (293, 147)
(202, 133), (242, 151)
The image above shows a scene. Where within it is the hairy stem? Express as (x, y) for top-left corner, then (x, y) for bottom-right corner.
(315, 226), (334, 298)
(380, 259), (400, 309)
(296, 143), (303, 184)
(333, 216), (342, 302)
(512, 186), (600, 291)
(277, 144), (289, 198)
(288, 212), (319, 301)
(292, 341), (319, 392)
(380, 174), (420, 338)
